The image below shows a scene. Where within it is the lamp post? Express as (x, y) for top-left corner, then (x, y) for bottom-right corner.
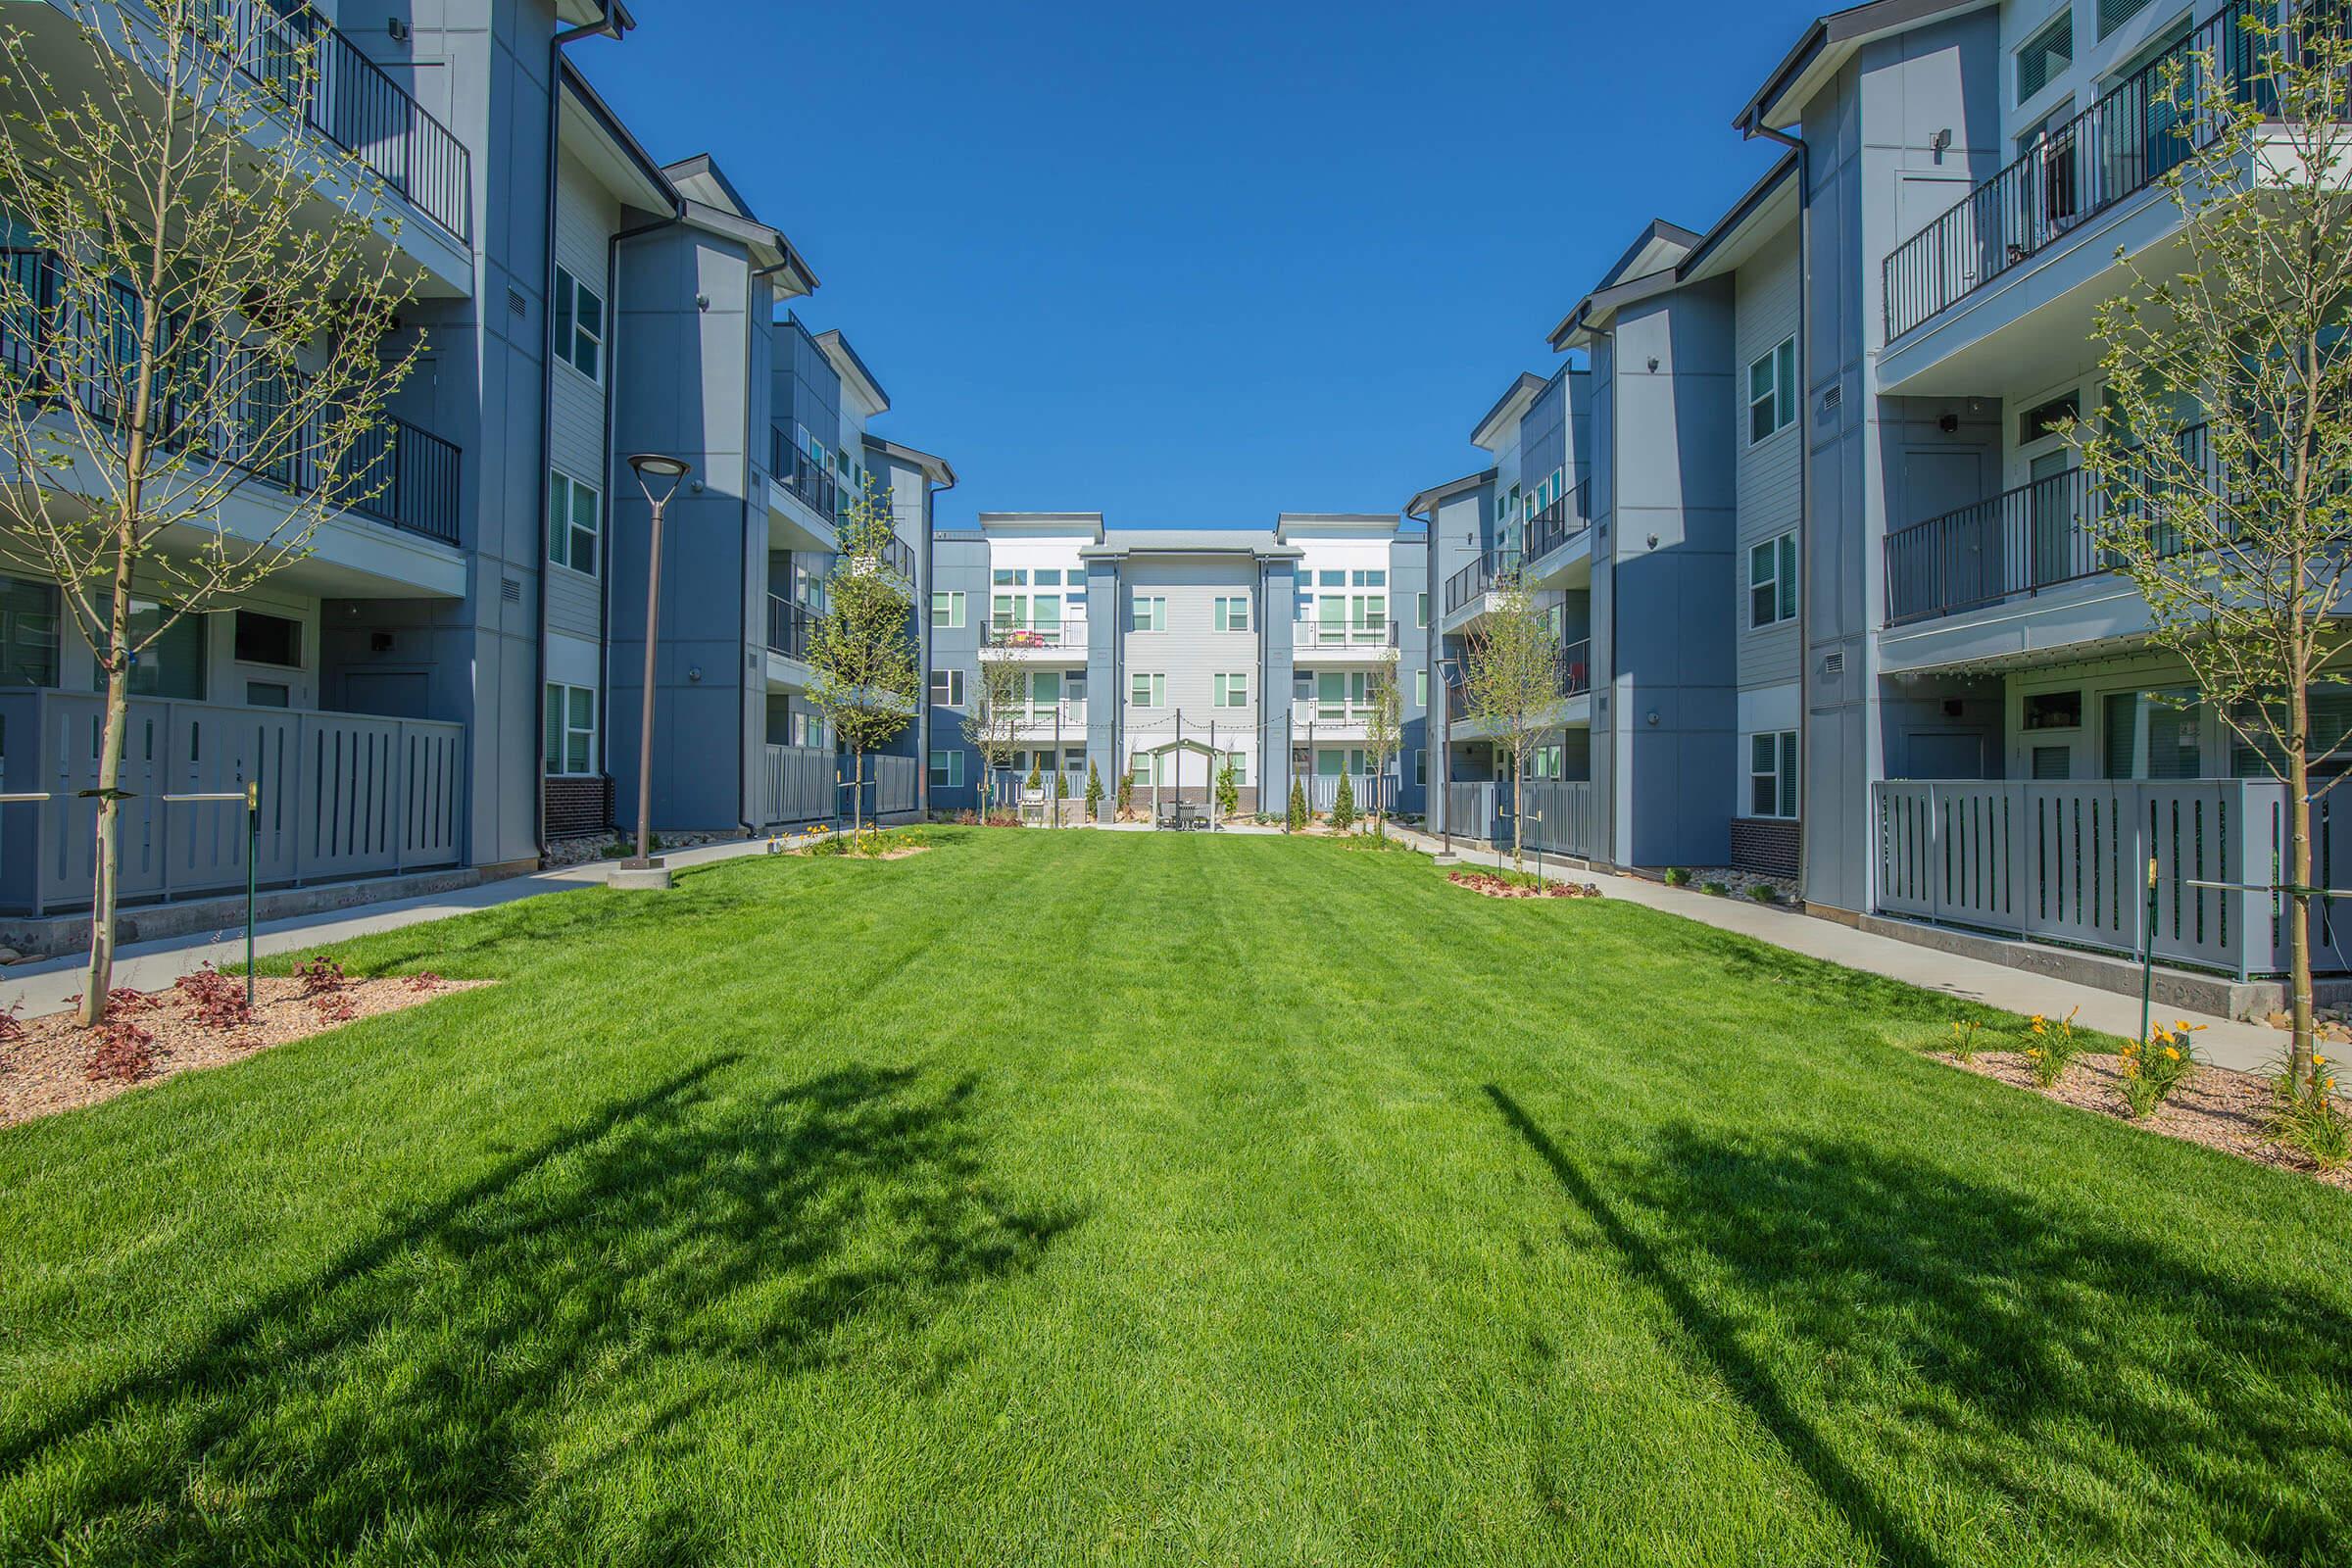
(616, 452), (690, 889)
(1437, 655), (1462, 858)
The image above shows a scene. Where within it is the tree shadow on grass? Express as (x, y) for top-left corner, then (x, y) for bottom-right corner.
(1490, 1087), (2352, 1565)
(4, 1058), (1079, 1563)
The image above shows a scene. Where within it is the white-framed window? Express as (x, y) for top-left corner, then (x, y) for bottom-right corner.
(1413, 748), (1426, 786)
(930, 668), (964, 706)
(1352, 568), (1387, 588)
(1131, 671), (1165, 708)
(547, 470), (601, 575)
(931, 590), (965, 628)
(553, 268), (604, 383)
(2017, 10), (2074, 103)
(1748, 336), (1797, 444)
(1130, 751), (1165, 786)
(1034, 567), (1060, 587)
(544, 682), (596, 776)
(1416, 591), (1429, 629)
(1749, 531), (1798, 628)
(1130, 595), (1165, 632)
(930, 749), (964, 788)
(1415, 669), (1429, 709)
(1213, 672), (1248, 708)
(1749, 730), (1799, 818)
(993, 567), (1024, 587)
(1217, 750), (1248, 786)
(1213, 595), (1250, 632)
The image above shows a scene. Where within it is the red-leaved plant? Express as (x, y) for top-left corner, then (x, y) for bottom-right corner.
(84, 1019), (155, 1083)
(174, 963), (253, 1031)
(293, 957), (347, 998)
(312, 992), (358, 1024)
(404, 972), (443, 993)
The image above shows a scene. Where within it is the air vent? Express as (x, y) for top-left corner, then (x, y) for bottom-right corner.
(1823, 650), (1846, 676)
(1821, 385), (1842, 412)
(502, 577), (521, 604)
(507, 285), (526, 317)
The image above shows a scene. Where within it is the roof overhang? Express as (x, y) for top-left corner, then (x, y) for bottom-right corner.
(1404, 467), (1495, 520)
(1470, 372), (1548, 450)
(815, 328), (890, 416)
(977, 512), (1106, 542)
(557, 61), (675, 217)
(863, 434), (956, 489)
(1675, 152), (1801, 284)
(1735, 0), (1996, 133)
(1273, 513), (1400, 542)
(1545, 220), (1704, 350)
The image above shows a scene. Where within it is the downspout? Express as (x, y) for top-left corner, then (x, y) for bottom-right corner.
(1745, 123), (1812, 906)
(534, 4), (632, 858)
(1570, 304), (1620, 868)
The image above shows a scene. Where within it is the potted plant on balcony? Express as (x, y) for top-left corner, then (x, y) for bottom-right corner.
(0, 3), (426, 1025)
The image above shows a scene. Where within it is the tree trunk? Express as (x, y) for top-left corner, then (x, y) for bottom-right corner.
(1511, 751), (1526, 874)
(2290, 699), (2317, 1096)
(77, 569), (135, 1028)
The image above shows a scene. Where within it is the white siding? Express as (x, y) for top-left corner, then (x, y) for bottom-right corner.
(547, 148), (617, 643)
(1120, 559), (1260, 777)
(1735, 222), (1801, 692)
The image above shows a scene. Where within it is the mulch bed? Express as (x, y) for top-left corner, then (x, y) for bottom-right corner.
(1447, 870), (1602, 901)
(1935, 1049), (2350, 1191)
(787, 845), (929, 861)
(0, 972), (489, 1129)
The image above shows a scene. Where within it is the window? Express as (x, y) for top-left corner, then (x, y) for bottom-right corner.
(1034, 568), (1061, 587)
(1352, 568), (1386, 587)
(1749, 730), (1799, 818)
(2023, 690), (2082, 730)
(931, 590), (965, 628)
(552, 268), (604, 382)
(930, 668), (964, 706)
(2017, 11), (2074, 102)
(1748, 531), (1798, 628)
(1416, 591), (1429, 629)
(232, 610), (300, 668)
(544, 682), (596, 776)
(1131, 671), (1165, 708)
(95, 597), (203, 699)
(246, 681), (289, 708)
(1414, 749), (1427, 787)
(1416, 669), (1429, 709)
(1319, 569), (1346, 587)
(930, 749), (964, 788)
(2020, 390), (2081, 445)
(993, 567), (1017, 587)
(2015, 100), (2076, 158)
(1748, 337), (1797, 444)
(2098, 0), (2154, 39)
(1130, 752), (1166, 787)
(2032, 746), (2073, 780)
(0, 575), (59, 688)
(1213, 595), (1250, 632)
(1130, 596), (1165, 632)
(1214, 672), (1248, 708)
(548, 470), (601, 574)
(1219, 750), (1248, 786)
(2103, 689), (2203, 779)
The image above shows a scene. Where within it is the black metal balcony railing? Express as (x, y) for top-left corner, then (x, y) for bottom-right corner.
(0, 248), (460, 545)
(978, 616), (1087, 651)
(767, 593), (815, 659)
(1293, 616), (1397, 650)
(1444, 547), (1524, 615)
(1883, 422), (2213, 622)
(1526, 479), (1593, 565)
(1446, 637), (1592, 721)
(1884, 0), (2271, 340)
(770, 424), (840, 525)
(198, 1), (471, 242)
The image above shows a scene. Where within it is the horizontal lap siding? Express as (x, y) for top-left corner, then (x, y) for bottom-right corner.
(547, 150), (617, 645)
(1735, 225), (1801, 695)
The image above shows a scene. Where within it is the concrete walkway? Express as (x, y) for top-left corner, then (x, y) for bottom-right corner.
(2, 837), (780, 1020)
(1402, 829), (2291, 1076)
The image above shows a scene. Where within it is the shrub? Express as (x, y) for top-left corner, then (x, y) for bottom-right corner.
(1026, 759), (1043, 794)
(84, 1019), (154, 1084)
(1085, 761), (1103, 820)
(1332, 772), (1356, 831)
(1948, 1019), (1983, 1062)
(1117, 770), (1134, 820)
(1663, 867), (1690, 887)
(1700, 881), (1731, 898)
(1287, 777), (1307, 833)
(2023, 1006), (2082, 1088)
(0, 999), (21, 1048)
(294, 956), (347, 997)
(1747, 884), (1778, 904)
(312, 991), (358, 1024)
(174, 963), (252, 1031)
(2272, 1054), (2349, 1167)
(1216, 760), (1239, 818)
(2118, 1019), (2203, 1119)
(1054, 769), (1068, 801)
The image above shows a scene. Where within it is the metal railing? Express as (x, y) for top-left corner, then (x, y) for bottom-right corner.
(0, 249), (461, 546)
(0, 689), (464, 914)
(193, 1), (472, 242)
(1446, 637), (1591, 719)
(979, 616), (1087, 650)
(1444, 547), (1524, 615)
(766, 594), (816, 660)
(1526, 479), (1593, 564)
(1011, 700), (1086, 729)
(1883, 0), (2269, 340)
(1883, 423), (2212, 622)
(1292, 617), (1397, 650)
(1292, 698), (1376, 726)
(770, 424), (840, 525)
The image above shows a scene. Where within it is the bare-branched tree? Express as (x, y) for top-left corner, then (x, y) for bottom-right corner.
(1462, 574), (1560, 873)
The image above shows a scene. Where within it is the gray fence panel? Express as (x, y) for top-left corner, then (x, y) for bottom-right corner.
(760, 745), (833, 826)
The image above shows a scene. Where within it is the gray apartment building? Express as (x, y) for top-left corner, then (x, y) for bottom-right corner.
(925, 514), (1429, 820)
(0, 0), (952, 943)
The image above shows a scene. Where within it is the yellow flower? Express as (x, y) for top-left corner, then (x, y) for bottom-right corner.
(2163, 1046), (2180, 1061)
(2316, 1054), (2329, 1067)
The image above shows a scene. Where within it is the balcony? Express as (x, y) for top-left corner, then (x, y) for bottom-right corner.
(1292, 617), (1397, 656)
(1445, 638), (1592, 722)
(979, 616), (1088, 655)
(766, 593), (815, 662)
(1292, 698), (1377, 729)
(1444, 548), (1522, 616)
(1883, 1), (2267, 342)
(1525, 481), (1593, 568)
(1882, 424), (2210, 625)
(0, 248), (462, 550)
(1011, 700), (1086, 734)
(0, 688), (464, 915)
(770, 424), (840, 531)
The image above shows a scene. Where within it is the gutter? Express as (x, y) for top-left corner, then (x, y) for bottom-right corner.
(1743, 117), (1815, 905)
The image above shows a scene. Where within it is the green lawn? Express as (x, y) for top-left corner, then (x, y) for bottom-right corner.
(3, 829), (2348, 1566)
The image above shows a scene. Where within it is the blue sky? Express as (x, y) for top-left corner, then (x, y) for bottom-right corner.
(582, 2), (1821, 528)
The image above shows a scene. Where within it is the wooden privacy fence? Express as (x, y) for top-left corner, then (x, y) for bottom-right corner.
(1873, 777), (2352, 980)
(0, 690), (463, 916)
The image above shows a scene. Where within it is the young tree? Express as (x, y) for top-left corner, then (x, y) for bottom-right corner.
(1116, 766), (1134, 821)
(1287, 775), (1307, 833)
(1215, 755), (1239, 819)
(1363, 646), (1404, 837)
(963, 652), (1026, 816)
(1025, 757), (1043, 796)
(2073, 9), (2352, 1099)
(0, 3), (425, 1025)
(808, 491), (917, 834)
(1331, 769), (1356, 833)
(1084, 760), (1103, 822)
(1463, 574), (1562, 872)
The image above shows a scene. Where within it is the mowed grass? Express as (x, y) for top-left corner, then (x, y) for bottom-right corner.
(2, 829), (2349, 1566)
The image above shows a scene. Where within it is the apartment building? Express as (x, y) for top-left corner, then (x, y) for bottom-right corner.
(926, 514), (1428, 819)
(0, 2), (951, 940)
(1423, 0), (2350, 995)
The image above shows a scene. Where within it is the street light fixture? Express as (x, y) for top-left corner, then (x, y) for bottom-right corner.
(1437, 655), (1463, 857)
(617, 452), (691, 885)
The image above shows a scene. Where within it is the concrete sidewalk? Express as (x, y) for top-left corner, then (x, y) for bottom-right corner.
(1403, 829), (2291, 1076)
(2, 837), (779, 1020)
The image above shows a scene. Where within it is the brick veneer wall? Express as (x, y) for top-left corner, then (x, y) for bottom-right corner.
(544, 775), (613, 842)
(1731, 816), (1799, 878)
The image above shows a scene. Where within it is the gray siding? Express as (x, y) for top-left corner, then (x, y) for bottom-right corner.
(1734, 222), (1802, 694)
